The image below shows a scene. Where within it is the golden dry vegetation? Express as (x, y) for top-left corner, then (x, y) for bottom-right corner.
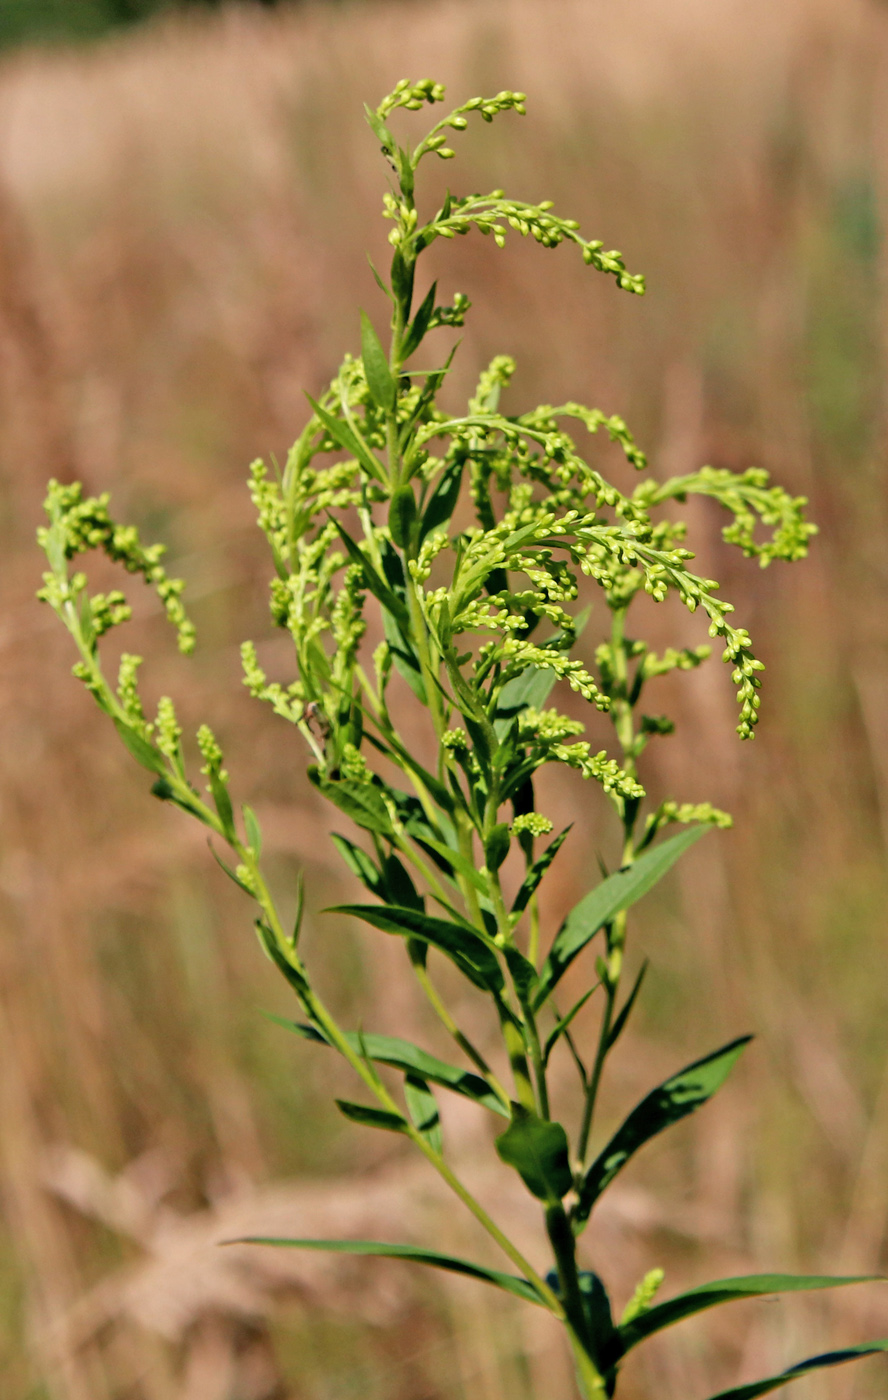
(1, 1), (887, 1397)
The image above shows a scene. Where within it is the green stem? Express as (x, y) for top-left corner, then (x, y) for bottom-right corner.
(546, 1205), (607, 1397)
(411, 961), (511, 1109)
(249, 860), (560, 1312)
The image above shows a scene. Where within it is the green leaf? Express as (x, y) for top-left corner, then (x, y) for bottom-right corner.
(309, 770), (394, 839)
(503, 944), (539, 1004)
(360, 310), (396, 412)
(389, 485), (418, 552)
(307, 394), (387, 485)
(536, 827), (707, 1007)
(494, 666), (558, 738)
(113, 719), (166, 776)
(390, 248), (414, 312)
(382, 605), (427, 703)
(401, 280), (438, 360)
(484, 823), (511, 872)
(495, 1106), (572, 1202)
(331, 834), (383, 896)
(543, 984), (599, 1064)
(512, 826), (572, 914)
(335, 1100), (408, 1133)
(243, 804), (262, 856)
(363, 104), (395, 154)
(404, 1075), (442, 1152)
(224, 1236), (547, 1307)
(575, 1036), (751, 1225)
(272, 1018), (508, 1117)
(419, 460), (463, 541)
(332, 522), (411, 633)
(606, 960), (649, 1051)
(366, 254), (393, 302)
(207, 841), (255, 895)
(620, 1274), (884, 1354)
(206, 768), (235, 839)
(702, 1340), (888, 1400)
(329, 903), (504, 994)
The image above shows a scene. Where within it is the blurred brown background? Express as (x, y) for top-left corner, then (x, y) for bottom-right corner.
(1, 0), (887, 1396)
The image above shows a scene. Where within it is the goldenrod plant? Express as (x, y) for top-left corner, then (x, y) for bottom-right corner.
(38, 79), (886, 1398)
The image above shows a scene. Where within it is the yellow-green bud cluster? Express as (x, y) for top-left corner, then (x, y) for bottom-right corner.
(511, 812), (553, 839)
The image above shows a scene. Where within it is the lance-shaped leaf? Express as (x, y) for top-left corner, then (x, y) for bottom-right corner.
(543, 984), (599, 1065)
(309, 770), (394, 839)
(404, 1075), (442, 1152)
(606, 960), (649, 1051)
(389, 485), (418, 552)
(336, 1099), (408, 1133)
(512, 826), (572, 914)
(702, 1339), (888, 1400)
(360, 310), (396, 411)
(575, 1036), (751, 1225)
(330, 903), (504, 994)
(333, 522), (410, 633)
(401, 280), (438, 361)
(114, 719), (166, 776)
(419, 459), (463, 542)
(306, 394), (387, 485)
(536, 826), (707, 1008)
(493, 666), (557, 740)
(224, 1237), (547, 1307)
(269, 1017), (508, 1117)
(495, 1107), (573, 1202)
(619, 1274), (883, 1355)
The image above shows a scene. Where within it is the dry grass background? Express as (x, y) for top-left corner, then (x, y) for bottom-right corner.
(0, 0), (887, 1396)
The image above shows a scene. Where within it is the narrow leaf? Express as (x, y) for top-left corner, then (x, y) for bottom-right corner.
(389, 485), (418, 551)
(401, 280), (438, 360)
(702, 1340), (888, 1400)
(512, 826), (572, 914)
(366, 254), (394, 302)
(360, 310), (396, 411)
(494, 666), (558, 738)
(575, 1036), (751, 1224)
(272, 1018), (508, 1117)
(620, 1274), (884, 1354)
(537, 827), (707, 1007)
(224, 1236), (547, 1307)
(307, 394), (387, 484)
(243, 804), (262, 856)
(544, 984), (600, 1064)
(363, 104), (394, 153)
(331, 833), (383, 896)
(330, 903), (504, 994)
(113, 719), (166, 776)
(333, 522), (410, 632)
(419, 460), (463, 541)
(309, 770), (394, 839)
(335, 1100), (408, 1133)
(495, 1107), (572, 1202)
(606, 960), (649, 1051)
(404, 1075), (442, 1152)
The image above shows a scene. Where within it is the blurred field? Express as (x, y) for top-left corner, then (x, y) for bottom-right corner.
(0, 0), (887, 1396)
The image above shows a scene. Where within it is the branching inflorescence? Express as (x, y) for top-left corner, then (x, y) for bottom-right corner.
(39, 80), (887, 1400)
